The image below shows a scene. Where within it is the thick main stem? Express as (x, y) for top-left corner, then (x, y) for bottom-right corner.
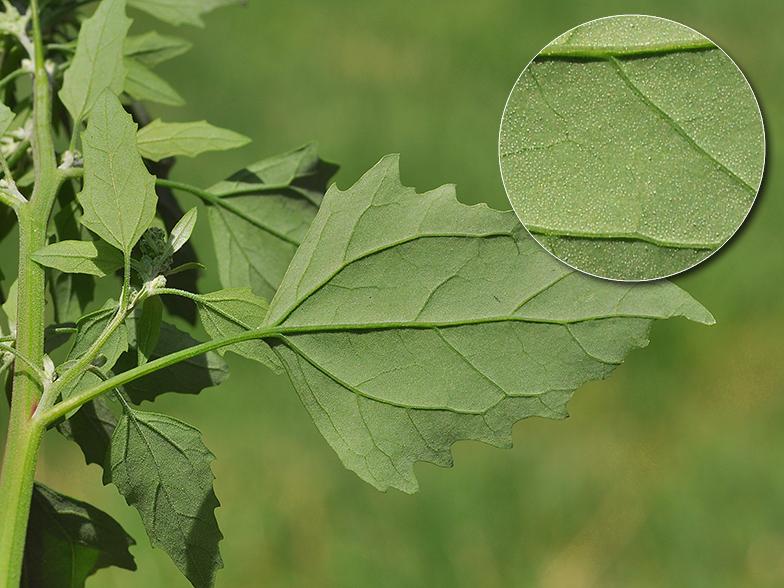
(0, 0), (59, 584)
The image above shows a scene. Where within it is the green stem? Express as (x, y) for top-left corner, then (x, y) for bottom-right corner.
(155, 178), (302, 247)
(0, 68), (27, 93)
(0, 1), (60, 584)
(0, 343), (45, 383)
(39, 328), (273, 426)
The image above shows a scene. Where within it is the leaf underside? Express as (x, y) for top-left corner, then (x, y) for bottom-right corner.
(264, 155), (714, 493)
(136, 119), (250, 161)
(127, 0), (243, 27)
(500, 16), (764, 280)
(206, 143), (338, 301)
(104, 407), (223, 588)
(24, 482), (135, 588)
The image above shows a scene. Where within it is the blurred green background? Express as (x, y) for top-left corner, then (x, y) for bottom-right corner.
(4, 0), (784, 586)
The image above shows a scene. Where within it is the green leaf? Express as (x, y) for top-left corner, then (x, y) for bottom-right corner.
(59, 0), (130, 125)
(124, 31), (192, 68)
(127, 0), (242, 27)
(206, 143), (338, 300)
(136, 296), (163, 366)
(115, 319), (229, 404)
(56, 396), (118, 466)
(78, 89), (158, 257)
(49, 183), (97, 323)
(0, 101), (14, 136)
(167, 207), (198, 255)
(123, 58), (185, 106)
(67, 300), (128, 371)
(499, 15), (764, 280)
(23, 482), (135, 588)
(194, 288), (282, 373)
(136, 119), (250, 161)
(31, 240), (124, 277)
(263, 155), (714, 493)
(104, 405), (223, 588)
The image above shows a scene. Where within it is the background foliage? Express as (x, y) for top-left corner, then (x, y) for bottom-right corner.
(2, 0), (783, 586)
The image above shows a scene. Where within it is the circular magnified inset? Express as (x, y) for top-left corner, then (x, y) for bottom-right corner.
(499, 15), (765, 281)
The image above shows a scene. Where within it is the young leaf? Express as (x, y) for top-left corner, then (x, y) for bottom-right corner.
(206, 143), (338, 300)
(263, 155), (714, 493)
(23, 482), (135, 588)
(116, 320), (229, 403)
(136, 296), (163, 366)
(78, 89), (158, 257)
(104, 405), (223, 588)
(124, 31), (193, 68)
(499, 16), (764, 280)
(136, 119), (250, 161)
(56, 397), (118, 466)
(59, 0), (131, 125)
(31, 239), (124, 277)
(123, 58), (186, 106)
(127, 0), (242, 28)
(167, 207), (198, 255)
(194, 288), (282, 373)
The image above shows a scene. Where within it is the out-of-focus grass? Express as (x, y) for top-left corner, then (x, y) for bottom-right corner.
(2, 0), (783, 586)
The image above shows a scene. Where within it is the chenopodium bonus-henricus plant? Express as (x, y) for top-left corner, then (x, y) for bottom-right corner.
(0, 0), (714, 587)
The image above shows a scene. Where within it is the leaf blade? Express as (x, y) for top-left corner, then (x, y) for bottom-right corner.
(77, 89), (158, 256)
(136, 119), (250, 161)
(31, 240), (124, 277)
(59, 0), (130, 124)
(104, 406), (223, 588)
(264, 155), (713, 492)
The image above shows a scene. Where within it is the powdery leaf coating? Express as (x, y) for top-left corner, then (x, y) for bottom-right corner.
(77, 90), (158, 256)
(264, 155), (714, 493)
(104, 407), (222, 588)
(136, 119), (250, 161)
(500, 15), (764, 280)
(206, 143), (338, 300)
(59, 0), (130, 124)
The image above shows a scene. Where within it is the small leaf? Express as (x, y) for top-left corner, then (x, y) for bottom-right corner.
(56, 396), (118, 466)
(136, 296), (163, 366)
(115, 320), (229, 403)
(0, 101), (14, 136)
(136, 119), (250, 161)
(124, 31), (192, 68)
(123, 58), (185, 106)
(264, 155), (714, 493)
(167, 207), (198, 255)
(78, 89), (158, 256)
(59, 0), (131, 124)
(23, 482), (135, 588)
(206, 143), (338, 300)
(31, 240), (124, 277)
(194, 288), (281, 372)
(104, 405), (223, 588)
(127, 0), (242, 27)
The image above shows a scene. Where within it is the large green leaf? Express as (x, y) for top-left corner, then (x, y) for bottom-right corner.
(206, 143), (338, 300)
(114, 320), (229, 404)
(59, 0), (130, 124)
(78, 89), (158, 257)
(499, 15), (764, 280)
(136, 119), (250, 161)
(104, 405), (223, 588)
(263, 155), (714, 493)
(127, 0), (242, 27)
(23, 482), (135, 588)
